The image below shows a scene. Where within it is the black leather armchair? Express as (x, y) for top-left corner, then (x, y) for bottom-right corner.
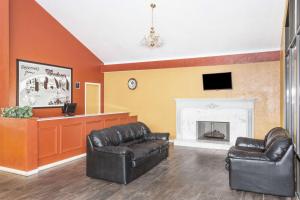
(226, 127), (294, 197)
(86, 122), (169, 184)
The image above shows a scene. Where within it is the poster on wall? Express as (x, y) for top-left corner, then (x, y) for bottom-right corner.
(17, 59), (72, 108)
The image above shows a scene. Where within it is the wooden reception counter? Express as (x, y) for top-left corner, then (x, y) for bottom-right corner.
(0, 112), (137, 176)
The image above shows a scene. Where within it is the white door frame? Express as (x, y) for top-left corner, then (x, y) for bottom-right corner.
(85, 82), (101, 114)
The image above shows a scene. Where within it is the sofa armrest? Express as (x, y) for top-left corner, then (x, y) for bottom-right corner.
(235, 137), (265, 150)
(145, 133), (169, 141)
(94, 146), (134, 158)
(228, 147), (270, 161)
(87, 145), (133, 184)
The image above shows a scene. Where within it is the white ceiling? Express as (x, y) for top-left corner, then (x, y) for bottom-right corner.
(36, 0), (285, 65)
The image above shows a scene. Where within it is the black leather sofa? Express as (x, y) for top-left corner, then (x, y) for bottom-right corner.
(226, 127), (294, 197)
(86, 122), (169, 184)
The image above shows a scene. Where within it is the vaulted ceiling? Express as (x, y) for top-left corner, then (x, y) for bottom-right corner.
(36, 0), (285, 65)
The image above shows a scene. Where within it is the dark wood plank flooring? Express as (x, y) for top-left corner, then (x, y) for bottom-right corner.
(0, 144), (295, 200)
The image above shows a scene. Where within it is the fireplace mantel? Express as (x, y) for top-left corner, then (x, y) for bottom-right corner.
(174, 98), (255, 149)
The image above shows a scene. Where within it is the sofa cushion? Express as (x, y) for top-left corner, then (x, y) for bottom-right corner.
(265, 136), (292, 161)
(111, 122), (151, 143)
(129, 140), (168, 168)
(151, 139), (169, 149)
(129, 122), (151, 139)
(90, 128), (121, 147)
(129, 122), (149, 139)
(112, 125), (135, 143)
(129, 141), (162, 160)
(119, 138), (144, 147)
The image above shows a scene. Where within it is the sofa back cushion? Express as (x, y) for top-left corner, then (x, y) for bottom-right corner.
(89, 128), (121, 147)
(130, 122), (151, 138)
(112, 122), (151, 143)
(89, 122), (152, 147)
(112, 125), (135, 143)
(265, 136), (292, 161)
(264, 127), (288, 148)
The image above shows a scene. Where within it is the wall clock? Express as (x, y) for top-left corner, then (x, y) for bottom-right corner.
(128, 78), (137, 90)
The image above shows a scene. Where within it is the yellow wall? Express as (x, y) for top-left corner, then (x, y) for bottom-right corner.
(85, 83), (101, 114)
(104, 61), (281, 139)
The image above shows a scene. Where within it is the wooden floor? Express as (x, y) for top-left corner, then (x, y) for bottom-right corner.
(0, 144), (295, 200)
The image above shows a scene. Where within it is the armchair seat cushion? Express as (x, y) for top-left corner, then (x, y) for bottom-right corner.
(235, 137), (265, 150)
(228, 146), (270, 161)
(233, 146), (264, 152)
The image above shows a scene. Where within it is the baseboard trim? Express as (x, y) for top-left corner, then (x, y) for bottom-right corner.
(0, 153), (86, 176)
(38, 153), (86, 171)
(0, 166), (39, 176)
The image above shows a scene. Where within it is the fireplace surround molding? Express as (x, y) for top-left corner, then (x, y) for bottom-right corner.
(174, 98), (255, 149)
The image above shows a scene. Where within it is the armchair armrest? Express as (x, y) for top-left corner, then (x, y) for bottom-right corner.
(228, 147), (270, 161)
(235, 137), (265, 150)
(145, 133), (169, 141)
(94, 146), (134, 158)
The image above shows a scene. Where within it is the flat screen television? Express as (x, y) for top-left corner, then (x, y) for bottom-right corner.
(62, 103), (77, 116)
(202, 72), (232, 90)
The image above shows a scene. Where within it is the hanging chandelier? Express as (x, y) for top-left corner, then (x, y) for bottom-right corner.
(142, 3), (163, 48)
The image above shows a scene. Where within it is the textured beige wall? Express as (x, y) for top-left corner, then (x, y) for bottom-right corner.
(104, 61), (281, 139)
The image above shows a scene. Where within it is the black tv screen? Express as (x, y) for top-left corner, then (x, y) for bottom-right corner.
(202, 72), (232, 90)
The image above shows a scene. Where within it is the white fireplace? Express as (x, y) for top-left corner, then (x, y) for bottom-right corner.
(174, 98), (255, 150)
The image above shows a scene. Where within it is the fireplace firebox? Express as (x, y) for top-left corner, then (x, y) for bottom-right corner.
(197, 121), (230, 141)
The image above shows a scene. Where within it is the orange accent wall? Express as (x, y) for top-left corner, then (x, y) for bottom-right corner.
(7, 0), (104, 117)
(0, 0), (10, 108)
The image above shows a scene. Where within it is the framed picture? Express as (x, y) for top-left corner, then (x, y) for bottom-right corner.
(17, 59), (73, 108)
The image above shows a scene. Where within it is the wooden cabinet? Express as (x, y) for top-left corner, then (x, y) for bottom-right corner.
(0, 113), (137, 173)
(37, 113), (137, 166)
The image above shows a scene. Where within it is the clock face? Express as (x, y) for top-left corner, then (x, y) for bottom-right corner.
(128, 78), (137, 90)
